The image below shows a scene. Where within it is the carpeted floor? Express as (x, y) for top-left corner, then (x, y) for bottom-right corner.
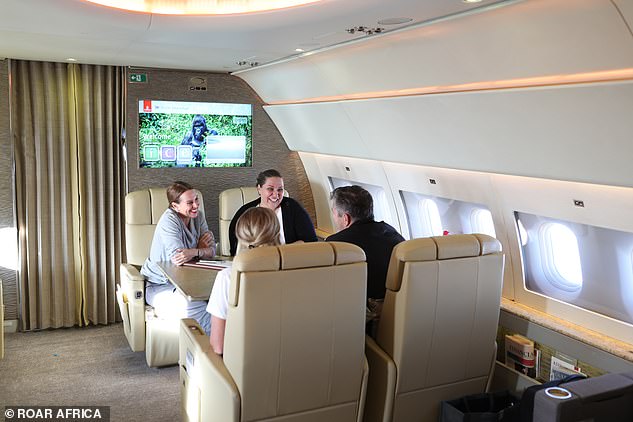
(0, 323), (180, 421)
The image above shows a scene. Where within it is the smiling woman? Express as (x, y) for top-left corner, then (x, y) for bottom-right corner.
(82, 0), (322, 15)
(227, 169), (318, 256)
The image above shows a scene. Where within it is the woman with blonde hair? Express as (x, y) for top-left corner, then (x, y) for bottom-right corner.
(206, 206), (280, 355)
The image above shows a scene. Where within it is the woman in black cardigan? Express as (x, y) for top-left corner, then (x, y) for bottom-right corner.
(228, 169), (318, 256)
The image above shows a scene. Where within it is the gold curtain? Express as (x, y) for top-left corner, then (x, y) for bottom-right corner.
(11, 60), (125, 330)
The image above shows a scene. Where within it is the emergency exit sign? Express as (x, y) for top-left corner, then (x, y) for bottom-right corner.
(129, 73), (147, 83)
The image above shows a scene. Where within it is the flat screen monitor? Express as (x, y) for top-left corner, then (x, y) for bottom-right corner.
(138, 100), (252, 168)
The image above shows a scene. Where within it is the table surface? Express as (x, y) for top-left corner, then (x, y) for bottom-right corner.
(156, 261), (221, 301)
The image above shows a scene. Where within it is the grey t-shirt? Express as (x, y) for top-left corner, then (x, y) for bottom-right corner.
(140, 208), (210, 285)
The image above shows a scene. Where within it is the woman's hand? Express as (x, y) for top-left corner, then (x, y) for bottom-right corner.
(171, 248), (195, 266)
(198, 231), (213, 249)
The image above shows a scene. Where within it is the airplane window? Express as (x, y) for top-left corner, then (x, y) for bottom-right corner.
(471, 208), (496, 238)
(517, 211), (633, 329)
(328, 176), (395, 227)
(400, 190), (493, 239)
(539, 223), (583, 292)
(0, 226), (18, 271)
(418, 199), (443, 237)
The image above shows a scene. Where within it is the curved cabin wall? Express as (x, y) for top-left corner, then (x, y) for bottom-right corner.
(236, 0), (633, 347)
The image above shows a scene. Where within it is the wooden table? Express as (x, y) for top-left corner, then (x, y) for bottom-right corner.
(156, 261), (221, 301)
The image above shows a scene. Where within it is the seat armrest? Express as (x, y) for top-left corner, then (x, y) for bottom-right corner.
(180, 319), (240, 422)
(118, 263), (146, 352)
(120, 263), (145, 282)
(357, 357), (369, 422)
(364, 335), (397, 422)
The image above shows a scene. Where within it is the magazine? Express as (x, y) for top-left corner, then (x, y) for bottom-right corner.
(505, 334), (537, 378)
(183, 259), (232, 270)
(550, 355), (585, 381)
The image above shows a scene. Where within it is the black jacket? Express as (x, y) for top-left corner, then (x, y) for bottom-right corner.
(228, 196), (318, 256)
(326, 219), (404, 300)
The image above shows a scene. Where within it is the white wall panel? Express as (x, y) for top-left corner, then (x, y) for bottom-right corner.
(493, 174), (633, 344)
(613, 0), (633, 30)
(239, 0), (633, 103)
(265, 102), (368, 157)
(300, 150), (633, 344)
(298, 153), (399, 236)
(380, 161), (516, 299)
(266, 81), (633, 188)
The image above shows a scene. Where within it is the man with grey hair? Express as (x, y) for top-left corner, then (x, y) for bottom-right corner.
(326, 185), (404, 335)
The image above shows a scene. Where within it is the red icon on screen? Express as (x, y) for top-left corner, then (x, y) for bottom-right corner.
(143, 100), (152, 112)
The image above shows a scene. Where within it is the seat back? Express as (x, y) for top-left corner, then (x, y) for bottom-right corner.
(217, 186), (287, 256)
(377, 233), (504, 421)
(125, 187), (204, 265)
(224, 241), (368, 421)
(218, 187), (259, 256)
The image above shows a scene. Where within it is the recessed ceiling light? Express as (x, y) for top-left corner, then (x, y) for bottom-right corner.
(66, 58), (77, 62)
(377, 17), (413, 25)
(462, 0), (483, 3)
(82, 0), (322, 14)
(295, 48), (305, 52)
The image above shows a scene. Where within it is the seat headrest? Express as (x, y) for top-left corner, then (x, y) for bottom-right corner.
(125, 187), (205, 225)
(219, 187), (259, 219)
(125, 188), (168, 225)
(232, 241), (365, 272)
(229, 242), (365, 307)
(219, 187), (289, 219)
(386, 234), (502, 291)
(431, 234), (481, 260)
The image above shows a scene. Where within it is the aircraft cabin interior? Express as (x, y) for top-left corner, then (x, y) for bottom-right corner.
(1, 0), (633, 421)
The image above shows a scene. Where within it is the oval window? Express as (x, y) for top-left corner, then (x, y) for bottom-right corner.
(539, 223), (583, 291)
(418, 199), (443, 237)
(471, 208), (496, 238)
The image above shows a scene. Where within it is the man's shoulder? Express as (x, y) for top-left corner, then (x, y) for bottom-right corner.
(376, 221), (406, 240)
(325, 230), (347, 242)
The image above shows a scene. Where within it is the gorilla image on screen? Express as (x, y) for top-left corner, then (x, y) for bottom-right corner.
(181, 114), (218, 166)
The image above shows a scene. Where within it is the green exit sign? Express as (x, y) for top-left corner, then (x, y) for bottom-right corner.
(129, 73), (147, 83)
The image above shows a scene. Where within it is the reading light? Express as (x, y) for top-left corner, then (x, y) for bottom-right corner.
(82, 0), (321, 14)
(346, 26), (384, 36)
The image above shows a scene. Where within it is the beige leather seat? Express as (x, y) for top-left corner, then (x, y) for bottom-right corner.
(116, 187), (205, 367)
(1, 277), (4, 359)
(180, 241), (369, 422)
(364, 234), (504, 422)
(217, 186), (287, 256)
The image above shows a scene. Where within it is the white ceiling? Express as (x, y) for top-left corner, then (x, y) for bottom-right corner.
(0, 0), (507, 73)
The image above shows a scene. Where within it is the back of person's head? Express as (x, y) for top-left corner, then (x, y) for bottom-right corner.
(167, 181), (193, 204)
(330, 185), (374, 222)
(236, 207), (281, 252)
(256, 169), (282, 187)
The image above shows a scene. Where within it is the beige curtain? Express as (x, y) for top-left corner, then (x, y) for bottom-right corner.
(11, 60), (125, 330)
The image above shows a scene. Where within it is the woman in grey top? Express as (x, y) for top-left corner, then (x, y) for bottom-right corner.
(141, 181), (215, 335)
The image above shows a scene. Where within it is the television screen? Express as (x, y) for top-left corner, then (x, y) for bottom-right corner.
(138, 100), (252, 168)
